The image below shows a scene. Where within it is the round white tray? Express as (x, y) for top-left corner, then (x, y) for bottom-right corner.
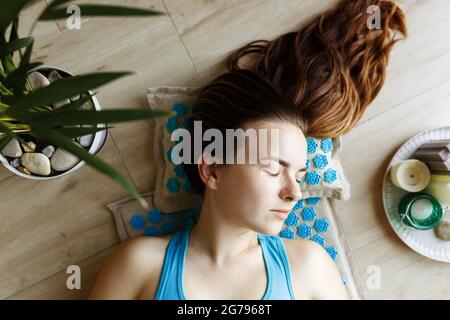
(382, 126), (450, 263)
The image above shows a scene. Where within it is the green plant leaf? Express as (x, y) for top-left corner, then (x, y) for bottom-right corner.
(39, 4), (165, 20)
(0, 37), (33, 58)
(20, 38), (35, 68)
(11, 109), (173, 127)
(4, 62), (43, 95)
(47, 0), (74, 9)
(53, 125), (109, 138)
(0, 0), (31, 31)
(0, 135), (13, 151)
(53, 95), (91, 113)
(30, 123), (150, 211)
(4, 72), (132, 112)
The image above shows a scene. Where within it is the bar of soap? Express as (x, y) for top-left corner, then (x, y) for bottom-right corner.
(418, 139), (450, 150)
(410, 198), (434, 221)
(414, 148), (449, 162)
(425, 158), (450, 172)
(436, 214), (450, 241)
(413, 139), (450, 162)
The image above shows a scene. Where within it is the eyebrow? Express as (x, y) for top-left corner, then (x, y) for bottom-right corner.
(262, 156), (307, 172)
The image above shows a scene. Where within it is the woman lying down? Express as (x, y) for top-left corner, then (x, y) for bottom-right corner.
(89, 0), (407, 300)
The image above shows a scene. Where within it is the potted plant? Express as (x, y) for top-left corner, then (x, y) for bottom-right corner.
(0, 0), (174, 210)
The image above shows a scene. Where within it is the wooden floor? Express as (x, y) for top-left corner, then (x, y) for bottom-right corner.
(2, 0), (450, 299)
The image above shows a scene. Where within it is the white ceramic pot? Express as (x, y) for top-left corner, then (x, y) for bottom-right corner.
(0, 65), (108, 180)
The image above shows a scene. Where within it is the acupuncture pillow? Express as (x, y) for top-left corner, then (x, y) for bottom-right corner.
(147, 86), (351, 213)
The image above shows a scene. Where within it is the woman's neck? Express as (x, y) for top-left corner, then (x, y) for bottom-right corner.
(188, 192), (260, 267)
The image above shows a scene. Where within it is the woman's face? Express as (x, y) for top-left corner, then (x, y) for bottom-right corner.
(212, 119), (308, 235)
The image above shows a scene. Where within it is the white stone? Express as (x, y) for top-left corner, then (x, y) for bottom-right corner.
(50, 147), (81, 171)
(11, 158), (21, 168)
(1, 138), (23, 157)
(27, 72), (50, 91)
(48, 70), (63, 83)
(21, 141), (36, 153)
(53, 98), (71, 109)
(79, 134), (94, 147)
(42, 145), (55, 158)
(21, 153), (51, 176)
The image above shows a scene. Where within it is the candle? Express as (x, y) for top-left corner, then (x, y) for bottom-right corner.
(398, 193), (443, 230)
(410, 198), (434, 221)
(390, 159), (431, 192)
(424, 174), (450, 206)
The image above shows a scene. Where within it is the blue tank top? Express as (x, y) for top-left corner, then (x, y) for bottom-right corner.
(154, 225), (296, 300)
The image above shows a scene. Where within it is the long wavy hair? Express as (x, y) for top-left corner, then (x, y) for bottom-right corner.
(183, 0), (407, 195)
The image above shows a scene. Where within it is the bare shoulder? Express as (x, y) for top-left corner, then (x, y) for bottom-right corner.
(281, 238), (348, 300)
(88, 234), (173, 300)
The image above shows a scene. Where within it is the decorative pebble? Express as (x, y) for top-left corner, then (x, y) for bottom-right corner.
(147, 208), (163, 224)
(306, 197), (321, 205)
(47, 70), (71, 109)
(280, 228), (295, 239)
(11, 158), (21, 168)
(172, 102), (187, 116)
(314, 217), (330, 233)
(166, 178), (180, 193)
(310, 234), (325, 247)
(306, 171), (321, 185)
(326, 246), (338, 260)
(292, 199), (304, 211)
(301, 207), (317, 221)
(297, 223), (312, 239)
(307, 138), (318, 154)
(174, 165), (186, 178)
(20, 152), (51, 176)
(18, 166), (31, 175)
(27, 71), (50, 90)
(321, 138), (333, 153)
(53, 98), (71, 110)
(182, 180), (192, 193)
(313, 154), (328, 169)
(1, 138), (22, 157)
(70, 94), (80, 102)
(41, 145), (55, 158)
(50, 147), (81, 171)
(324, 168), (337, 184)
(435, 214), (450, 241)
(166, 147), (174, 164)
(165, 117), (178, 133)
(143, 226), (159, 236)
(305, 158), (310, 170)
(285, 212), (300, 227)
(21, 141), (36, 153)
(129, 214), (146, 230)
(79, 134), (94, 147)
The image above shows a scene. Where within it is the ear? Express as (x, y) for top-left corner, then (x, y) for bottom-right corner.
(197, 153), (220, 191)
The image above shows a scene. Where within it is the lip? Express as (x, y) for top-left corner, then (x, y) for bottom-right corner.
(271, 209), (290, 219)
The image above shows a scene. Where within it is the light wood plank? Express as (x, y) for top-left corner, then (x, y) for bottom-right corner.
(335, 80), (450, 299)
(0, 137), (127, 298)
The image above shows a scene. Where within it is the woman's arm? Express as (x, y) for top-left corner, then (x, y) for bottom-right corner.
(87, 238), (153, 300)
(306, 241), (349, 300)
(286, 239), (349, 300)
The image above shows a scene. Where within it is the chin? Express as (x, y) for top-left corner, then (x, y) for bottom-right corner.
(257, 223), (284, 236)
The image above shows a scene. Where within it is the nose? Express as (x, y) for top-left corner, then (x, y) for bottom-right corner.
(280, 176), (302, 202)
